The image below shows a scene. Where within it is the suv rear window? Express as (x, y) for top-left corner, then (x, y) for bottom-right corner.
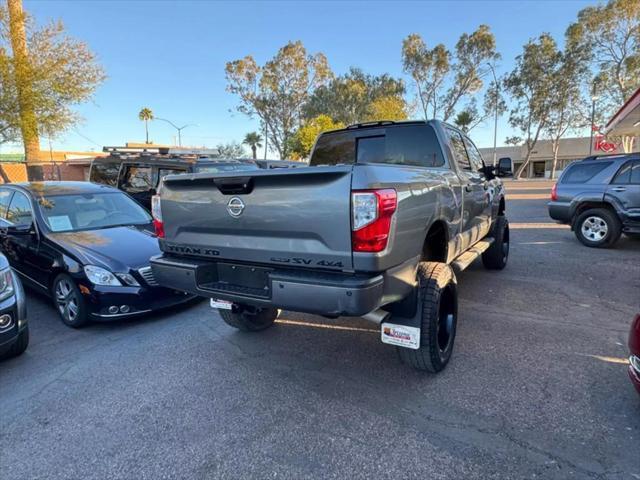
(310, 124), (445, 168)
(561, 162), (612, 183)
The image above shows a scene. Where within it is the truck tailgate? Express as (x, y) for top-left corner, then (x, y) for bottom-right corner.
(159, 165), (354, 271)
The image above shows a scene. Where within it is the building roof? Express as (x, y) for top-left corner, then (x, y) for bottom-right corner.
(603, 86), (640, 136)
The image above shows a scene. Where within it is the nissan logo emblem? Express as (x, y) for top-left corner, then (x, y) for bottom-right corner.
(227, 197), (245, 217)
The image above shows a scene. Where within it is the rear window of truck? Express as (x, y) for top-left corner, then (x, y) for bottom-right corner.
(561, 162), (612, 183)
(310, 124), (445, 168)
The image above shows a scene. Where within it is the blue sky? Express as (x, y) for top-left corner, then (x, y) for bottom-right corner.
(17, 0), (594, 157)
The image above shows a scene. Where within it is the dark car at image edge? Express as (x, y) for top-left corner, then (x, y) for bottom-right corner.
(0, 252), (28, 359)
(629, 313), (640, 396)
(0, 182), (196, 328)
(548, 153), (640, 248)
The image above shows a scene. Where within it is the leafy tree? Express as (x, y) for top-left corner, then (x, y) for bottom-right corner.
(138, 107), (153, 144)
(303, 68), (405, 125)
(402, 25), (499, 121)
(213, 141), (246, 159)
(442, 25), (501, 121)
(567, 0), (640, 112)
(545, 45), (590, 179)
(504, 136), (523, 146)
(365, 96), (408, 122)
(402, 34), (450, 120)
(288, 114), (344, 160)
(225, 41), (332, 159)
(1, 1), (105, 164)
(504, 34), (561, 178)
(242, 131), (262, 159)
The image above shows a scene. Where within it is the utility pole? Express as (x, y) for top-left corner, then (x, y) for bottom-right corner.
(589, 81), (599, 156)
(486, 62), (499, 167)
(7, 0), (41, 175)
(263, 122), (268, 160)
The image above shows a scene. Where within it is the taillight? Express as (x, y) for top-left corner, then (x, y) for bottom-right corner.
(550, 183), (558, 201)
(351, 189), (397, 252)
(151, 195), (164, 238)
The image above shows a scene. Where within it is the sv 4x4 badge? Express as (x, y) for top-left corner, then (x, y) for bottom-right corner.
(270, 257), (343, 268)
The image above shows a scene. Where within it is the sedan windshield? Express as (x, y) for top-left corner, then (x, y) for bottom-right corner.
(37, 192), (152, 232)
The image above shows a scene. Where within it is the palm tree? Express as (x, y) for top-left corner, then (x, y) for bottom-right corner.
(242, 131), (263, 159)
(138, 107), (154, 144)
(453, 110), (474, 133)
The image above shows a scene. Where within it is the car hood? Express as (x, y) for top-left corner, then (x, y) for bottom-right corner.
(48, 224), (160, 272)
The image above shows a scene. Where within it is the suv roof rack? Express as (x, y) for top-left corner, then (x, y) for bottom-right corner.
(102, 146), (221, 156)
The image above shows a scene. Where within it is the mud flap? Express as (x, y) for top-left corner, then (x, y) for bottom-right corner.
(380, 287), (422, 350)
(381, 323), (420, 349)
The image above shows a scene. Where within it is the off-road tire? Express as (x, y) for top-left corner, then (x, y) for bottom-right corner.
(2, 326), (29, 359)
(574, 208), (621, 248)
(220, 305), (279, 332)
(397, 262), (458, 373)
(482, 215), (509, 270)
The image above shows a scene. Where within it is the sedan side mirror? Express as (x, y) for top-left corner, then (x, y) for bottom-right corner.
(3, 223), (34, 235)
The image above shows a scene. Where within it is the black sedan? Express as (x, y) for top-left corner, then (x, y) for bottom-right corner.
(0, 252), (28, 359)
(0, 182), (196, 327)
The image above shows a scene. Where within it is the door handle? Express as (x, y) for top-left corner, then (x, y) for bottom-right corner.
(611, 187), (626, 192)
(464, 184), (473, 192)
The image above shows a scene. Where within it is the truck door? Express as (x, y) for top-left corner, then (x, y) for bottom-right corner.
(462, 135), (492, 239)
(444, 126), (483, 251)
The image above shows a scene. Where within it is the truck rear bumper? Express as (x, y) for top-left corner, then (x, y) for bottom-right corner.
(150, 255), (388, 317)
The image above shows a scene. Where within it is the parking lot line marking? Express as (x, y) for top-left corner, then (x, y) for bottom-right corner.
(506, 193), (550, 200)
(276, 318), (378, 333)
(510, 223), (570, 229)
(516, 241), (564, 245)
(579, 354), (629, 365)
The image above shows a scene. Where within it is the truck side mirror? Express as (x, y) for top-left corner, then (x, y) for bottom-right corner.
(497, 157), (513, 177)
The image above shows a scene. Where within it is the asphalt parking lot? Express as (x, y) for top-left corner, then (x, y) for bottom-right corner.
(1, 180), (639, 480)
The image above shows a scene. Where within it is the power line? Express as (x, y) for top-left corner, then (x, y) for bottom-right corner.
(72, 128), (102, 148)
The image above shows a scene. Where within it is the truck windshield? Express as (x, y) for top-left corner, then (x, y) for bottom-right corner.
(310, 124), (445, 168)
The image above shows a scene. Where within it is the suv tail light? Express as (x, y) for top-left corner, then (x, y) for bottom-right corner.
(550, 183), (558, 201)
(351, 189), (397, 252)
(151, 195), (164, 238)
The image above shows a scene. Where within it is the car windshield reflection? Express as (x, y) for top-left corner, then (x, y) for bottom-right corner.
(37, 192), (152, 233)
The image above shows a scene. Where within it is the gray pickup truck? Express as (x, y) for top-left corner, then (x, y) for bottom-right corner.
(150, 120), (510, 372)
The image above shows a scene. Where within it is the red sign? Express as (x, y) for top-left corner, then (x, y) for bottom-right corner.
(594, 135), (617, 153)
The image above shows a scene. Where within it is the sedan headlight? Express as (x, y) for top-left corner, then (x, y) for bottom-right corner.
(116, 273), (140, 287)
(0, 268), (15, 301)
(84, 265), (121, 286)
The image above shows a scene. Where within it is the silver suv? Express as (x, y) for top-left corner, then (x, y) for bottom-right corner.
(548, 153), (640, 247)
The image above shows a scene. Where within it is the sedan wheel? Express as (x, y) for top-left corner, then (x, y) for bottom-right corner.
(53, 274), (88, 328)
